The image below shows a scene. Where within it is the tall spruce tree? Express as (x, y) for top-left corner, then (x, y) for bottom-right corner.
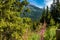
(50, 0), (60, 23)
(40, 6), (51, 25)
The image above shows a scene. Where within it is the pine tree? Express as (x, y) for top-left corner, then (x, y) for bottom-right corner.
(40, 7), (46, 23)
(40, 6), (51, 25)
(50, 0), (60, 23)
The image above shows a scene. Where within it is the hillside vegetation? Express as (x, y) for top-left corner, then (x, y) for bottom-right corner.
(0, 0), (60, 40)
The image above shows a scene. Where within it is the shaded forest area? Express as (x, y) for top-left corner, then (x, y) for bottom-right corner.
(0, 0), (60, 40)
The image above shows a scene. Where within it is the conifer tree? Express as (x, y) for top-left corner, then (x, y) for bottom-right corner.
(50, 0), (60, 23)
(40, 6), (51, 25)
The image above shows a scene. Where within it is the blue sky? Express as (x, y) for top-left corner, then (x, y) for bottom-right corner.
(28, 0), (53, 8)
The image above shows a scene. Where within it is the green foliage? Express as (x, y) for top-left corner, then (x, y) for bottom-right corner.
(50, 18), (55, 25)
(0, 0), (32, 40)
(40, 1), (60, 40)
(28, 33), (40, 40)
(44, 24), (59, 40)
(0, 0), (60, 40)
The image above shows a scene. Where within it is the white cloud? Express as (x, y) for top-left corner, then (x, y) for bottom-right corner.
(29, 0), (53, 8)
(33, 5), (44, 8)
(37, 6), (43, 8)
(45, 0), (53, 8)
(29, 0), (44, 8)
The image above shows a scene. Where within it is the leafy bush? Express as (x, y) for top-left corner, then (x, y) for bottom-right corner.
(0, 0), (32, 40)
(44, 24), (59, 40)
(28, 33), (40, 40)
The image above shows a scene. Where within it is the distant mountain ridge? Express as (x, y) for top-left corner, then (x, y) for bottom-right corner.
(21, 4), (43, 21)
(28, 5), (43, 21)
